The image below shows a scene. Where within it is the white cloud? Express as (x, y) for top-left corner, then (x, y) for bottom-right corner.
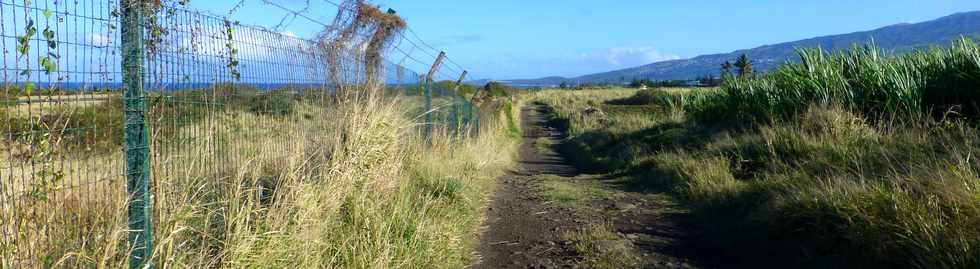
(474, 46), (684, 79)
(584, 47), (680, 67)
(428, 34), (484, 47)
(86, 32), (115, 47)
(163, 24), (310, 61)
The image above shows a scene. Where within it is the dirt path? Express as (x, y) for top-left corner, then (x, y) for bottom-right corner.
(472, 103), (582, 269)
(472, 103), (727, 269)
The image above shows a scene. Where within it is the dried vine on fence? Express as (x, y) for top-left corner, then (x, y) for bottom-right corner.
(319, 0), (405, 95)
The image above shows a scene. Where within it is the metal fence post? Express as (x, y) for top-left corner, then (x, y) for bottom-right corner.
(451, 71), (468, 132)
(425, 52), (446, 138)
(450, 88), (459, 131)
(424, 79), (433, 137)
(121, 1), (153, 268)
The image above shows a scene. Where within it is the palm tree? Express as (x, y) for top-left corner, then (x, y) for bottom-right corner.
(734, 54), (753, 79)
(721, 61), (734, 79)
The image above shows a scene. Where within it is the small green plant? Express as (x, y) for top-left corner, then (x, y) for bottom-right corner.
(28, 134), (65, 203)
(563, 224), (641, 269)
(16, 19), (37, 93)
(223, 18), (242, 80)
(503, 101), (520, 137)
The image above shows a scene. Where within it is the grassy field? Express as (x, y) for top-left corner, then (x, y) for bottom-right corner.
(532, 39), (980, 269)
(0, 86), (520, 268)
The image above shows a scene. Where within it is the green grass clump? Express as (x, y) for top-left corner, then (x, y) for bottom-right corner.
(563, 223), (641, 269)
(503, 100), (522, 137)
(535, 175), (613, 208)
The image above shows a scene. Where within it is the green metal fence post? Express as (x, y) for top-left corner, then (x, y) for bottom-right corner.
(451, 71), (468, 133)
(451, 90), (459, 131)
(424, 79), (433, 137)
(470, 94), (477, 130)
(468, 87), (481, 135)
(424, 52), (447, 139)
(121, 1), (153, 268)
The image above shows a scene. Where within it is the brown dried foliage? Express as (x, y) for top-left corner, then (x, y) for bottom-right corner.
(319, 0), (406, 97)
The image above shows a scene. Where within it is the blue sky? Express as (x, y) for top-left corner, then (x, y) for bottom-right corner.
(195, 0), (980, 80)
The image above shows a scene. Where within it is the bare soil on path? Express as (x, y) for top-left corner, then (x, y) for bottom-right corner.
(472, 103), (729, 269)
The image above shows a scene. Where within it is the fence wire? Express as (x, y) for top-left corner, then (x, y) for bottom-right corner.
(0, 0), (476, 267)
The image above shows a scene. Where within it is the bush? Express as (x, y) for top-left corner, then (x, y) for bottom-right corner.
(0, 96), (125, 157)
(483, 82), (514, 97)
(605, 89), (663, 105)
(246, 91), (295, 116)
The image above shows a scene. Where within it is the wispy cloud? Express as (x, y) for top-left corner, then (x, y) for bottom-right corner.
(86, 32), (115, 47)
(428, 34), (484, 47)
(473, 46), (682, 79)
(581, 47), (681, 67)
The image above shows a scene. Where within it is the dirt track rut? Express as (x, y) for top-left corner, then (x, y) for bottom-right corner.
(473, 103), (729, 269)
(472, 103), (582, 269)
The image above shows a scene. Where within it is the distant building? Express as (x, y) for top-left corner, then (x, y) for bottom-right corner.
(684, 80), (703, 87)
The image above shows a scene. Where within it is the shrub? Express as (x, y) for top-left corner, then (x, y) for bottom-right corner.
(246, 91), (296, 116)
(0, 97), (124, 156)
(483, 81), (514, 97)
(605, 89), (663, 105)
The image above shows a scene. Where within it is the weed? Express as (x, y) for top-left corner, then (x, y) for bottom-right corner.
(563, 223), (641, 269)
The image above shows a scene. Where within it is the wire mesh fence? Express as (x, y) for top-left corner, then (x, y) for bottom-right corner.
(0, 0), (477, 267)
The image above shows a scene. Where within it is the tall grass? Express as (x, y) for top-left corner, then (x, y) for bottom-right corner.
(1, 86), (518, 268)
(665, 38), (980, 123)
(537, 85), (980, 267)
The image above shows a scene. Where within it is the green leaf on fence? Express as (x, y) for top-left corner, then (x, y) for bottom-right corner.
(16, 39), (29, 55)
(39, 56), (58, 75)
(25, 20), (36, 37)
(24, 82), (35, 94)
(16, 20), (36, 56)
(43, 28), (57, 49)
(42, 8), (53, 19)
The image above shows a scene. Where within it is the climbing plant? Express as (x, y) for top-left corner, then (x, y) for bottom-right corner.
(224, 18), (242, 80)
(16, 17), (36, 93)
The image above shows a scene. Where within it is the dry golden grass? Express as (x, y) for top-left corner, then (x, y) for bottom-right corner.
(0, 87), (519, 268)
(6, 94), (116, 117)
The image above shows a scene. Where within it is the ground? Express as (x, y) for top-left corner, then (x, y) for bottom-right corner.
(473, 103), (727, 269)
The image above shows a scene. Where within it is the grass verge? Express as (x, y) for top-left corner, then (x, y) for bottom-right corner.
(535, 84), (980, 268)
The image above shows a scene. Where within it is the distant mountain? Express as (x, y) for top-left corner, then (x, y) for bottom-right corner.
(505, 11), (980, 86)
